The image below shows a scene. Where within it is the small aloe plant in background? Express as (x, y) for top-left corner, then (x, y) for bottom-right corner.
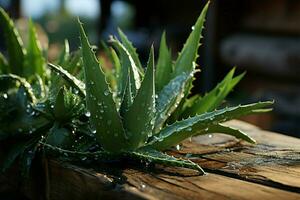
(0, 2), (273, 176)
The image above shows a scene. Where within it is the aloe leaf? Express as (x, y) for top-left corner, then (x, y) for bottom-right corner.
(154, 73), (190, 133)
(110, 47), (121, 78)
(99, 47), (121, 98)
(79, 20), (128, 153)
(155, 31), (173, 92)
(171, 2), (209, 79)
(48, 63), (86, 97)
(24, 19), (46, 80)
(148, 101), (273, 150)
(57, 39), (70, 66)
(0, 8), (25, 76)
(57, 48), (82, 78)
(123, 47), (155, 149)
(129, 148), (204, 174)
(110, 37), (141, 97)
(120, 68), (133, 117)
(46, 123), (74, 149)
(118, 28), (144, 75)
(53, 87), (66, 121)
(0, 52), (8, 73)
(167, 2), (209, 119)
(34, 74), (46, 99)
(41, 142), (120, 161)
(201, 123), (256, 144)
(181, 68), (245, 118)
(57, 87), (85, 119)
(0, 74), (37, 103)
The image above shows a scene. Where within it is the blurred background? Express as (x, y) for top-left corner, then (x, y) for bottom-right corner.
(0, 0), (299, 139)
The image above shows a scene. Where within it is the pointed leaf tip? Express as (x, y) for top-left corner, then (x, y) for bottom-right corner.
(79, 22), (128, 153)
(122, 47), (155, 149)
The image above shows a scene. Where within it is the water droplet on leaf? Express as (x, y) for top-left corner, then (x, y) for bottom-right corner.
(85, 111), (91, 117)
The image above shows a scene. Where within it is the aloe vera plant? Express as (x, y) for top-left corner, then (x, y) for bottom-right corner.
(0, 3), (273, 176)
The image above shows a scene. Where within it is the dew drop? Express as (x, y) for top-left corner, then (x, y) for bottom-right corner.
(141, 183), (146, 190)
(50, 105), (54, 109)
(85, 111), (91, 117)
(81, 157), (87, 161)
(104, 90), (109, 96)
(208, 134), (213, 138)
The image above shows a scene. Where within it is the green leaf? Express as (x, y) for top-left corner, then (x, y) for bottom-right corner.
(0, 86), (51, 139)
(79, 20), (128, 153)
(167, 2), (209, 121)
(120, 68), (133, 117)
(24, 19), (46, 80)
(53, 87), (66, 121)
(123, 47), (155, 149)
(0, 74), (37, 103)
(53, 87), (84, 122)
(98, 53), (118, 96)
(154, 73), (190, 133)
(148, 101), (273, 150)
(98, 46), (121, 98)
(46, 123), (74, 149)
(181, 68), (245, 118)
(41, 142), (120, 161)
(201, 123), (256, 144)
(110, 48), (121, 79)
(0, 52), (8, 74)
(129, 148), (204, 174)
(48, 63), (86, 97)
(0, 8), (25, 76)
(155, 31), (173, 92)
(60, 50), (82, 77)
(110, 37), (141, 98)
(118, 28), (144, 76)
(34, 74), (47, 99)
(57, 39), (70, 66)
(171, 2), (209, 79)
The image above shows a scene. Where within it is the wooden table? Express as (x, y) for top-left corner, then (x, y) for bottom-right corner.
(1, 120), (300, 200)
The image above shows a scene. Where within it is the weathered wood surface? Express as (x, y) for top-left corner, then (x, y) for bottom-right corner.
(1, 120), (300, 200)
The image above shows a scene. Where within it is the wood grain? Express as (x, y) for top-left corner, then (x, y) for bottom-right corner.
(1, 120), (299, 199)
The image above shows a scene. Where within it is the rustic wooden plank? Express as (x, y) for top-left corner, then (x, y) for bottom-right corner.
(1, 120), (300, 199)
(14, 160), (300, 200)
(174, 120), (300, 192)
